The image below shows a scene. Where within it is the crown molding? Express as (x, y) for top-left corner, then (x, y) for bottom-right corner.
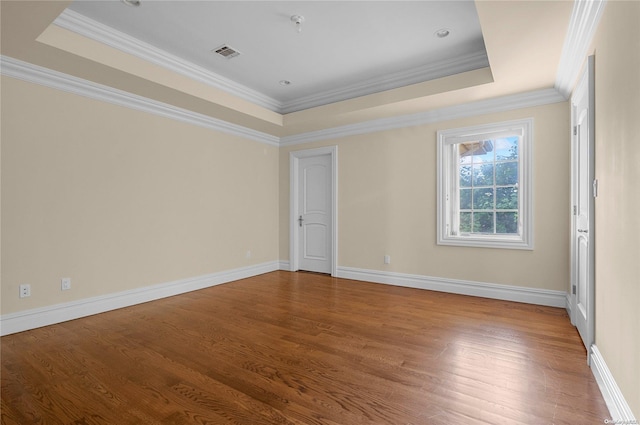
(56, 10), (489, 115)
(280, 51), (489, 114)
(0, 56), (280, 146)
(2, 56), (566, 149)
(54, 9), (282, 112)
(280, 88), (566, 146)
(555, 0), (607, 98)
(48, 4), (601, 116)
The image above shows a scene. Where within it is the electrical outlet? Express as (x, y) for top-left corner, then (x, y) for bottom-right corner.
(19, 284), (31, 298)
(384, 255), (391, 264)
(61, 278), (71, 291)
(246, 250), (252, 259)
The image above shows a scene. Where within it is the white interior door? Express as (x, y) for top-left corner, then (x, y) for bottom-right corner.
(297, 154), (332, 274)
(571, 56), (595, 362)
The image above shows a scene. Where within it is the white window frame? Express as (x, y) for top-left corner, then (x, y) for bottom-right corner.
(437, 118), (533, 250)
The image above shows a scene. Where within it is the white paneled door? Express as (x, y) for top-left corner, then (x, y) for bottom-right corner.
(297, 154), (332, 274)
(571, 56), (595, 362)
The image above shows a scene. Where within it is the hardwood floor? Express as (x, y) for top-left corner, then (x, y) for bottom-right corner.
(2, 271), (609, 424)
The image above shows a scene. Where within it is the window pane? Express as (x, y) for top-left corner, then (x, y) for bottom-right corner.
(496, 212), (519, 234)
(474, 212), (494, 233)
(473, 188), (494, 209)
(437, 118), (531, 249)
(473, 163), (494, 186)
(495, 162), (518, 185)
(495, 137), (519, 160)
(496, 186), (518, 210)
(460, 165), (472, 187)
(459, 141), (479, 158)
(460, 212), (472, 232)
(472, 142), (493, 163)
(460, 188), (472, 209)
(459, 154), (472, 165)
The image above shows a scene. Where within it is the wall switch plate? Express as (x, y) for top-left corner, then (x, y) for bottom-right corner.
(19, 284), (31, 298)
(61, 278), (71, 291)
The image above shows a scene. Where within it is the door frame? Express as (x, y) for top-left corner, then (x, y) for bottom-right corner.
(570, 55), (596, 362)
(289, 146), (338, 276)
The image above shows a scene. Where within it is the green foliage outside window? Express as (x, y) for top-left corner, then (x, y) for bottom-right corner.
(458, 137), (519, 235)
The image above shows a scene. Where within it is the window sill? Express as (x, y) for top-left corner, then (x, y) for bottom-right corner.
(437, 235), (534, 250)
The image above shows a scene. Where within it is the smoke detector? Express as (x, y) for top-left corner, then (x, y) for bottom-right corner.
(291, 15), (305, 33)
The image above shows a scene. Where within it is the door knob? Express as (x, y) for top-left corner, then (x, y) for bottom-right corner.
(578, 229), (588, 233)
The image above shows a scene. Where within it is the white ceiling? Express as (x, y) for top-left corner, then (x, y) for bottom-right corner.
(66, 1), (488, 113)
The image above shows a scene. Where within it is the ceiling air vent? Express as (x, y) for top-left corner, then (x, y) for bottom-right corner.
(213, 44), (241, 59)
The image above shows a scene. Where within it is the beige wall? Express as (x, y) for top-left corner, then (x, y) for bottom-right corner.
(281, 102), (570, 291)
(591, 1), (640, 417)
(1, 76), (279, 315)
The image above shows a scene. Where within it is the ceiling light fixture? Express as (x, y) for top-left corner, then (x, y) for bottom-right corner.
(279, 80), (291, 86)
(435, 28), (450, 39)
(121, 0), (141, 7)
(291, 15), (305, 33)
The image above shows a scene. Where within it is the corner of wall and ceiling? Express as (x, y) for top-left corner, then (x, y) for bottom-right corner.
(0, 55), (280, 146)
(278, 50), (489, 114)
(1, 0), (607, 148)
(554, 0), (607, 99)
(53, 9), (489, 117)
(0, 55), (565, 148)
(54, 9), (283, 112)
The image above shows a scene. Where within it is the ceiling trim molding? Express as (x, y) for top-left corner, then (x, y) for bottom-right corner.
(280, 88), (566, 146)
(555, 0), (607, 98)
(54, 9), (282, 112)
(0, 55), (280, 147)
(2, 56), (565, 149)
(55, 9), (490, 115)
(281, 51), (489, 114)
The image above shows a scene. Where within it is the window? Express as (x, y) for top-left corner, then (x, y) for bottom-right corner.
(437, 118), (533, 249)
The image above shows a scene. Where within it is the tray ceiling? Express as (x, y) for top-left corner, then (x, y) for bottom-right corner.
(66, 1), (489, 113)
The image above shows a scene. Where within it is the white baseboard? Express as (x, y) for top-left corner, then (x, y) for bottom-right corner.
(0, 261), (279, 336)
(278, 261), (291, 271)
(566, 293), (574, 324)
(591, 345), (637, 423)
(335, 266), (567, 307)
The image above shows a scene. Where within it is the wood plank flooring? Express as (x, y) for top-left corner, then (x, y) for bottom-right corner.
(1, 271), (610, 424)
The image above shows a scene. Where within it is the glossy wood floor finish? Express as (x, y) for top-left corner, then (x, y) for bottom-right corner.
(2, 271), (609, 425)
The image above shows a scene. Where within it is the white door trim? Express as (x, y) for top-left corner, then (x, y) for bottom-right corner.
(570, 55), (596, 363)
(290, 146), (338, 276)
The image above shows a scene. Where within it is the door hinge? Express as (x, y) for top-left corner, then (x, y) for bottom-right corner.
(572, 285), (577, 295)
(573, 205), (577, 215)
(573, 126), (578, 136)
(592, 179), (598, 198)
